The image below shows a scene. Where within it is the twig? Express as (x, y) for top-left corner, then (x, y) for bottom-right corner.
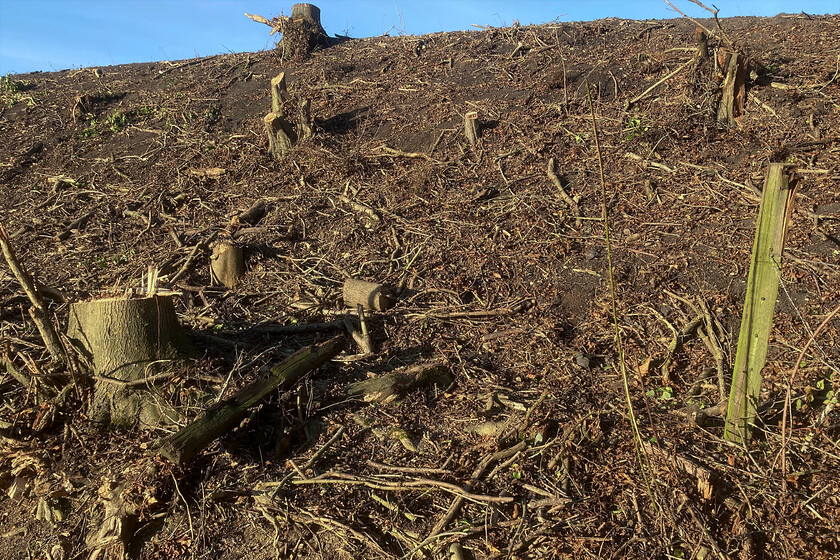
(56, 212), (92, 241)
(697, 297), (727, 401)
(781, 300), (840, 489)
(269, 426), (348, 497)
(374, 145), (439, 162)
(414, 298), (532, 321)
(547, 158), (582, 227)
(292, 472), (514, 504)
(156, 55), (215, 76)
(93, 369), (176, 388)
(366, 460), (449, 475)
(0, 224), (66, 366)
(167, 231), (218, 286)
(245, 320), (344, 335)
(427, 441), (527, 538)
(625, 58), (694, 109)
(664, 0), (714, 37)
(587, 82), (658, 509)
(685, 0), (735, 47)
(288, 509), (391, 558)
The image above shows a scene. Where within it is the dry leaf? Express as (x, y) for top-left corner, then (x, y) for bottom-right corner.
(635, 356), (652, 377)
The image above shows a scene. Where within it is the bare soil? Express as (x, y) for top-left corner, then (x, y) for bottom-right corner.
(2, 13), (840, 560)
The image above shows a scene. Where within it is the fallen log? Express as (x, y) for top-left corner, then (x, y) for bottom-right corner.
(157, 335), (344, 464)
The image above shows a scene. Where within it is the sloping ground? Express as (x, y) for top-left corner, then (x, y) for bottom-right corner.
(1, 13), (839, 560)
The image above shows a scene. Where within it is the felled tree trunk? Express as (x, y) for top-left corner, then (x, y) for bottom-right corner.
(67, 295), (196, 428)
(158, 336), (344, 464)
(343, 278), (394, 311)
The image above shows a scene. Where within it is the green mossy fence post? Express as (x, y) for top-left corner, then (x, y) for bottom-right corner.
(724, 163), (795, 444)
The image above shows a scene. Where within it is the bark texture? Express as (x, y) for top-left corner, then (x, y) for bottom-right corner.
(67, 296), (195, 428)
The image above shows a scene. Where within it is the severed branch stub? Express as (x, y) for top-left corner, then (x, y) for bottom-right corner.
(343, 278), (394, 311)
(0, 223), (66, 367)
(464, 111), (481, 145)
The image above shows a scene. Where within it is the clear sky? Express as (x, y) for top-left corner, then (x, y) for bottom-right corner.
(1, 0), (838, 75)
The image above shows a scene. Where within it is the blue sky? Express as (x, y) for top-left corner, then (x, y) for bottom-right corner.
(1, 0), (838, 75)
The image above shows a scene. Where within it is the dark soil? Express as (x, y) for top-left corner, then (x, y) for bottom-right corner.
(2, 13), (840, 560)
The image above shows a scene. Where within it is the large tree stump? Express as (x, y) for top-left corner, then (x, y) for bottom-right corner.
(67, 296), (196, 428)
(280, 3), (327, 61)
(291, 3), (322, 26)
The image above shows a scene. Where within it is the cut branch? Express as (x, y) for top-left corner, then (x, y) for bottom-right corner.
(157, 336), (344, 463)
(0, 223), (66, 366)
(547, 158), (582, 227)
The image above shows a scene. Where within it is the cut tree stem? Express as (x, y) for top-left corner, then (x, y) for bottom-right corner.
(157, 335), (344, 464)
(724, 164), (796, 444)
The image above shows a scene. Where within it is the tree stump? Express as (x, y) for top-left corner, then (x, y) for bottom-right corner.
(297, 98), (314, 140)
(271, 72), (288, 114)
(264, 112), (295, 157)
(67, 296), (196, 428)
(464, 111), (481, 145)
(210, 240), (245, 288)
(291, 3), (322, 26)
(280, 3), (327, 61)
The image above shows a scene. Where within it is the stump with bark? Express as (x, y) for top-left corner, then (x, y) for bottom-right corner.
(210, 240), (245, 288)
(67, 295), (196, 428)
(280, 3), (328, 61)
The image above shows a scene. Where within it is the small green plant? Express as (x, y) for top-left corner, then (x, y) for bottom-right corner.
(135, 105), (164, 118)
(1, 74), (35, 107)
(645, 386), (675, 409)
(0, 75), (22, 93)
(105, 111), (128, 132)
(80, 117), (99, 138)
(625, 116), (649, 141)
(795, 374), (837, 411)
